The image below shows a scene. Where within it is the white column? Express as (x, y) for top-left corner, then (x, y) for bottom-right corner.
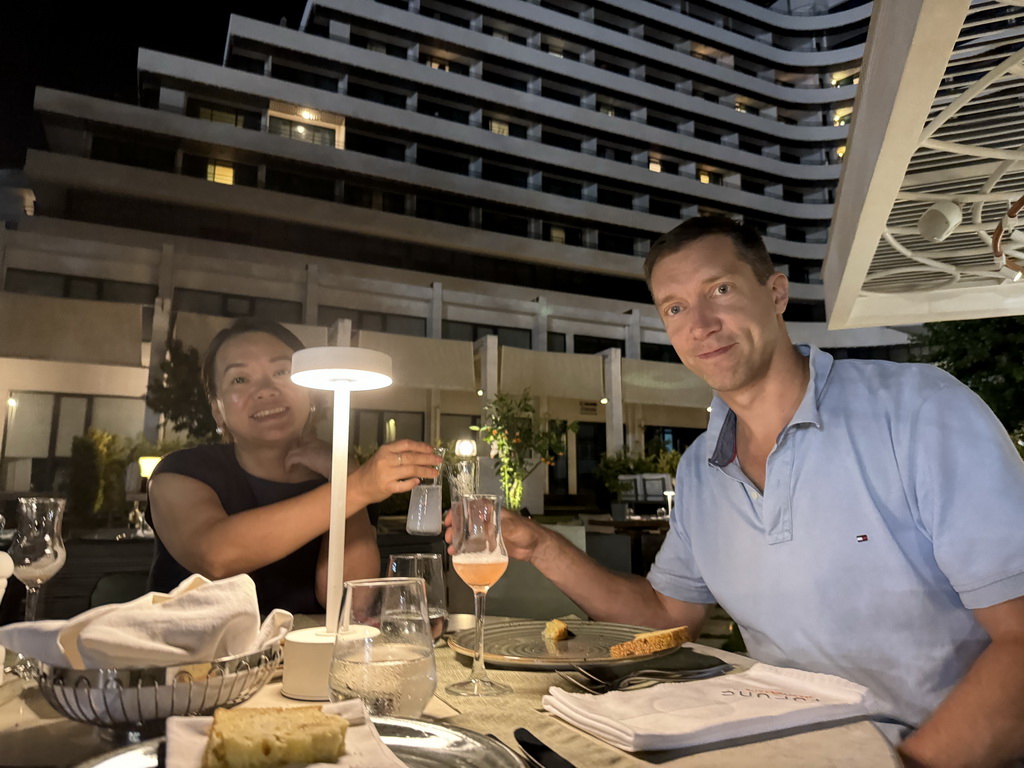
(601, 348), (624, 454)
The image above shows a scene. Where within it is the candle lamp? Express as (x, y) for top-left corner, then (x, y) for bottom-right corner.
(284, 346), (392, 700)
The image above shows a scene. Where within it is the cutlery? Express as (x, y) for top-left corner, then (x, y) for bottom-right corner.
(486, 733), (545, 768)
(556, 663), (733, 693)
(514, 727), (578, 768)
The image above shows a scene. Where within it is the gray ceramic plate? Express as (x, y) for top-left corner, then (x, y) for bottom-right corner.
(75, 719), (527, 768)
(448, 619), (679, 669)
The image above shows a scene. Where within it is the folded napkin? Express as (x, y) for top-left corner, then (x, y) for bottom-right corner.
(165, 700), (406, 768)
(0, 574), (292, 669)
(542, 662), (875, 752)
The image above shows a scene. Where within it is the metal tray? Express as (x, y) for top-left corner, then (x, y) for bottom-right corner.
(447, 619), (679, 670)
(75, 718), (528, 768)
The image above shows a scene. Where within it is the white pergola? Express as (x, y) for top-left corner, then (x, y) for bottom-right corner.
(825, 0), (1024, 329)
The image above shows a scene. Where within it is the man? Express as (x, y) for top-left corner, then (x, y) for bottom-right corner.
(479, 215), (1024, 767)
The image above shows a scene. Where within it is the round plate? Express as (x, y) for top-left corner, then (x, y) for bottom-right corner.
(72, 720), (528, 768)
(375, 717), (527, 767)
(447, 620), (677, 669)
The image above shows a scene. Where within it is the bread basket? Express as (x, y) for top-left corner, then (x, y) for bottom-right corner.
(35, 641), (282, 740)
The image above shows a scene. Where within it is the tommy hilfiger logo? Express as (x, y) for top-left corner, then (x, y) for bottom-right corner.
(856, 534), (869, 543)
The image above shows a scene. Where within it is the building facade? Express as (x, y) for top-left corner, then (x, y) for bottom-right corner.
(0, 0), (908, 499)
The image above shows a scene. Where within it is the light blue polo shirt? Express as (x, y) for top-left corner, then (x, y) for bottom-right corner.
(648, 345), (1024, 732)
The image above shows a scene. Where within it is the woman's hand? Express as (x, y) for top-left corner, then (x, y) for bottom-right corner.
(285, 436), (333, 478)
(348, 439), (440, 506)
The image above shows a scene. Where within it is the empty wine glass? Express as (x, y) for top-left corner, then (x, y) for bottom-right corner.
(446, 493), (511, 697)
(9, 497), (66, 677)
(387, 553), (448, 641)
(328, 577), (437, 717)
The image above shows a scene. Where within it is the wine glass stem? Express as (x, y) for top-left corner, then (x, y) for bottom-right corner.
(471, 588), (490, 682)
(24, 586), (40, 622)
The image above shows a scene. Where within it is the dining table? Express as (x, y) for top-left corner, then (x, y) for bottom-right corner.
(0, 617), (901, 768)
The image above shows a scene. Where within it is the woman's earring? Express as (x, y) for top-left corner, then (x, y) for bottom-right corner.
(215, 426), (223, 435)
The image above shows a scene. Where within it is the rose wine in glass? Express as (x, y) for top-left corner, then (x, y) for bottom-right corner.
(445, 493), (511, 697)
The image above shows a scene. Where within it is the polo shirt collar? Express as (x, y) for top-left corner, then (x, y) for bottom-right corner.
(706, 344), (835, 468)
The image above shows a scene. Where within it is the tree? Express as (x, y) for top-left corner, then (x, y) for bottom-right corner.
(146, 338), (219, 442)
(913, 317), (1024, 456)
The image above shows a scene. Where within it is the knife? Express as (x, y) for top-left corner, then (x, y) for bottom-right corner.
(513, 727), (577, 768)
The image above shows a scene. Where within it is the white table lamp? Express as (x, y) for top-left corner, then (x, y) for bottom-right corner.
(284, 346), (392, 699)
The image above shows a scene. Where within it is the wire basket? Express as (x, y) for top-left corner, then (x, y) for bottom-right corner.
(36, 641), (282, 738)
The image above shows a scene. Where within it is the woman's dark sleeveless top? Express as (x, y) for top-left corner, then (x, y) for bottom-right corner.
(147, 443), (325, 614)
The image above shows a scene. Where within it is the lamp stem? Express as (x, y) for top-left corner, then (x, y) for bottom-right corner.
(326, 388), (350, 635)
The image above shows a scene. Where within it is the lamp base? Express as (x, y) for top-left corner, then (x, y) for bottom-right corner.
(280, 625), (374, 701)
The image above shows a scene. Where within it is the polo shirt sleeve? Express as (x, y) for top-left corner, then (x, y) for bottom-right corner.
(906, 377), (1024, 610)
(647, 455), (717, 605)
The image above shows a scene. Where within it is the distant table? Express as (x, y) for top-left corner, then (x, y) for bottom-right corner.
(589, 518), (670, 574)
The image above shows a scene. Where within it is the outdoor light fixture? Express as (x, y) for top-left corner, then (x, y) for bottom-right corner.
(137, 456), (161, 480)
(284, 346), (392, 700)
(454, 439), (477, 458)
(917, 201), (962, 243)
(477, 389), (484, 396)
(600, 397), (609, 405)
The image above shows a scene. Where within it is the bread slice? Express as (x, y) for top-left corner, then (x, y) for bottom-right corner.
(609, 625), (690, 658)
(202, 706), (348, 768)
(542, 619), (572, 641)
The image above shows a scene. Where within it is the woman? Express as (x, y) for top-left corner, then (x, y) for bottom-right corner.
(147, 317), (438, 614)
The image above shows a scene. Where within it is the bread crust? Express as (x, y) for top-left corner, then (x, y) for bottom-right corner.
(609, 626), (690, 658)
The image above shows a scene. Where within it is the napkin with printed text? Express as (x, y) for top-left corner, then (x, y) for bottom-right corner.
(0, 573), (291, 669)
(542, 662), (876, 752)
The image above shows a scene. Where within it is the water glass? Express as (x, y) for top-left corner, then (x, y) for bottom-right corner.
(406, 447), (446, 536)
(328, 577), (437, 718)
(387, 553), (448, 641)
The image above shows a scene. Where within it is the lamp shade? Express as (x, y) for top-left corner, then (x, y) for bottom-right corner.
(290, 347), (392, 391)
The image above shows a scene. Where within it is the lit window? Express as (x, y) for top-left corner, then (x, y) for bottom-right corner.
(599, 104), (615, 117)
(735, 103), (747, 113)
(836, 145), (847, 158)
(207, 162), (234, 185)
(428, 59), (450, 71)
(550, 226), (566, 244)
(548, 48), (564, 59)
(296, 125), (306, 134)
(490, 119), (509, 136)
(648, 158), (662, 173)
(699, 172), (711, 184)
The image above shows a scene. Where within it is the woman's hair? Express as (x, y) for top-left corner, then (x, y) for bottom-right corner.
(201, 317), (306, 400)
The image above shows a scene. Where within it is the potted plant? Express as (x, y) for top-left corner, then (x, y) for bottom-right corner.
(472, 390), (577, 513)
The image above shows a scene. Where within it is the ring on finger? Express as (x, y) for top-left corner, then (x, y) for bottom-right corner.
(397, 452), (403, 466)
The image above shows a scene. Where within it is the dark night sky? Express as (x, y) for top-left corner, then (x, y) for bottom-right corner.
(0, 0), (308, 168)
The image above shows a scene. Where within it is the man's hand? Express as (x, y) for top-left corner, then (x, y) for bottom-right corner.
(443, 505), (546, 562)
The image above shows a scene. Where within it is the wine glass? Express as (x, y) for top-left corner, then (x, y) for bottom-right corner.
(387, 553), (448, 641)
(328, 577), (437, 717)
(445, 493), (511, 697)
(9, 497), (67, 677)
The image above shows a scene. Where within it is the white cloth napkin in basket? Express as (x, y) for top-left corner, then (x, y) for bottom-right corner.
(542, 662), (876, 752)
(0, 573), (291, 669)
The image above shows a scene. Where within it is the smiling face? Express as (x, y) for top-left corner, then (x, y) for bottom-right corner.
(651, 234), (790, 396)
(209, 331), (310, 446)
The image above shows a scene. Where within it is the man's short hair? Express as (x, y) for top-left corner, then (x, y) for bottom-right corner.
(643, 214), (775, 286)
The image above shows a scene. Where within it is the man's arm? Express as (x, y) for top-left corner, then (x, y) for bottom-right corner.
(898, 594), (1024, 768)
(492, 510), (712, 634)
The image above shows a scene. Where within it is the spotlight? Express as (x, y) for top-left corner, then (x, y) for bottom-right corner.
(917, 201), (962, 243)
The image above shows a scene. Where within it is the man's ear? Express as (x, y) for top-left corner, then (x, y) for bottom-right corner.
(768, 272), (790, 316)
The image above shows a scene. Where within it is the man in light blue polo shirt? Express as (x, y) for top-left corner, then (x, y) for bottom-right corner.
(488, 215), (1024, 767)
